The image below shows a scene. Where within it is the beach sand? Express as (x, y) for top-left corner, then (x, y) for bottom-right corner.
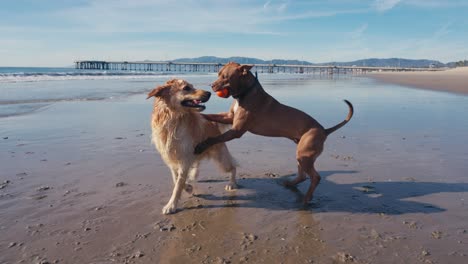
(1, 80), (467, 264)
(369, 67), (468, 95)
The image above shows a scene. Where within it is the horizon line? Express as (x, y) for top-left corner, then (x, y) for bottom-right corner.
(1, 56), (466, 68)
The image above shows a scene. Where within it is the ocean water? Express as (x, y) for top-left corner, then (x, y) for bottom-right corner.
(0, 67), (355, 118)
(1, 67), (467, 144)
(0, 67), (216, 117)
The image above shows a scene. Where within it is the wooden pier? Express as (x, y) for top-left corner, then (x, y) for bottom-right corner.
(75, 60), (439, 75)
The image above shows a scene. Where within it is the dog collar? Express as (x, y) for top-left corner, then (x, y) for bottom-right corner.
(232, 73), (258, 99)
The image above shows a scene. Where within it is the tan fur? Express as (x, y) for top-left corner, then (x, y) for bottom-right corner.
(196, 63), (353, 204)
(148, 79), (237, 214)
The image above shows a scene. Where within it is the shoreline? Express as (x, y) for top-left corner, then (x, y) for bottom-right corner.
(368, 67), (468, 95)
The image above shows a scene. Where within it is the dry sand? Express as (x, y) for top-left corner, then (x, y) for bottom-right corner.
(1, 90), (467, 264)
(369, 67), (468, 95)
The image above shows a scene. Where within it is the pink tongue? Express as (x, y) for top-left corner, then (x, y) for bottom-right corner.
(193, 100), (201, 104)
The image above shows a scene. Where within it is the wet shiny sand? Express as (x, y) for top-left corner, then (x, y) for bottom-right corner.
(1, 76), (467, 263)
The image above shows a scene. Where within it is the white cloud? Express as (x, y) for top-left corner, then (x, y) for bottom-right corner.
(48, 0), (364, 34)
(348, 23), (368, 39)
(431, 22), (453, 39)
(51, 1), (268, 34)
(373, 0), (468, 10)
(277, 2), (288, 13)
(262, 1), (289, 13)
(404, 0), (468, 8)
(0, 1), (370, 36)
(373, 0), (402, 12)
(311, 21), (465, 63)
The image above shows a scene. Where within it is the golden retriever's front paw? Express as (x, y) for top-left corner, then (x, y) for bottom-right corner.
(162, 203), (177, 215)
(225, 182), (238, 191)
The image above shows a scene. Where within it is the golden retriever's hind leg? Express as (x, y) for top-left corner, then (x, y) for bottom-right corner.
(225, 167), (237, 191)
(170, 168), (178, 185)
(212, 144), (238, 191)
(184, 184), (193, 195)
(185, 162), (199, 195)
(188, 162), (199, 181)
(171, 166), (192, 194)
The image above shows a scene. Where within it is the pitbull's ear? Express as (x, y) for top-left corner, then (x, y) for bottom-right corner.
(147, 84), (170, 99)
(239, 65), (253, 76)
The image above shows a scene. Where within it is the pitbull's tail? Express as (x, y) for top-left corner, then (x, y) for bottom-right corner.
(325, 100), (354, 136)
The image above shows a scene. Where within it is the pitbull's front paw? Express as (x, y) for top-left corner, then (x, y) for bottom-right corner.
(194, 141), (209, 154)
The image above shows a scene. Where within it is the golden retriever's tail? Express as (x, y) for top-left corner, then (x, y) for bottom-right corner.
(325, 100), (354, 136)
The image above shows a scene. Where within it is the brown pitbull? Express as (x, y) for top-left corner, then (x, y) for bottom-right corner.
(195, 62), (353, 204)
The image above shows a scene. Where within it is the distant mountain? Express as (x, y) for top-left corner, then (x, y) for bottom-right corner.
(169, 56), (447, 68)
(320, 58), (445, 68)
(446, 60), (468, 68)
(171, 56), (313, 65)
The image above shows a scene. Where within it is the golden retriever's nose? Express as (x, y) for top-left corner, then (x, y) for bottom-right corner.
(202, 91), (211, 102)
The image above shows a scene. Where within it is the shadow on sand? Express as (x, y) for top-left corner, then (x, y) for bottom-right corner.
(189, 170), (468, 215)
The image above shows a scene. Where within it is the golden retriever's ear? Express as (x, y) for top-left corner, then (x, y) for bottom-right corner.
(239, 65), (253, 76)
(146, 84), (170, 99)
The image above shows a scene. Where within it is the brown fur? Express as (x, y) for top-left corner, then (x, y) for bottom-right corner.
(195, 63), (353, 204)
(148, 79), (237, 214)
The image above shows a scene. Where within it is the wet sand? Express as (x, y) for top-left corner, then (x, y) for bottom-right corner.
(1, 85), (468, 264)
(369, 67), (468, 95)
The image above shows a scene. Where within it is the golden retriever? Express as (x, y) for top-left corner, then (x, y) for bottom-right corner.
(147, 79), (237, 214)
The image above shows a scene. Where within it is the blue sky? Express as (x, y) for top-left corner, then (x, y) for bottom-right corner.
(1, 0), (467, 66)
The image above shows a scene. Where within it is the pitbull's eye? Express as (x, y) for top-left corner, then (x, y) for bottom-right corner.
(183, 86), (191, 91)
